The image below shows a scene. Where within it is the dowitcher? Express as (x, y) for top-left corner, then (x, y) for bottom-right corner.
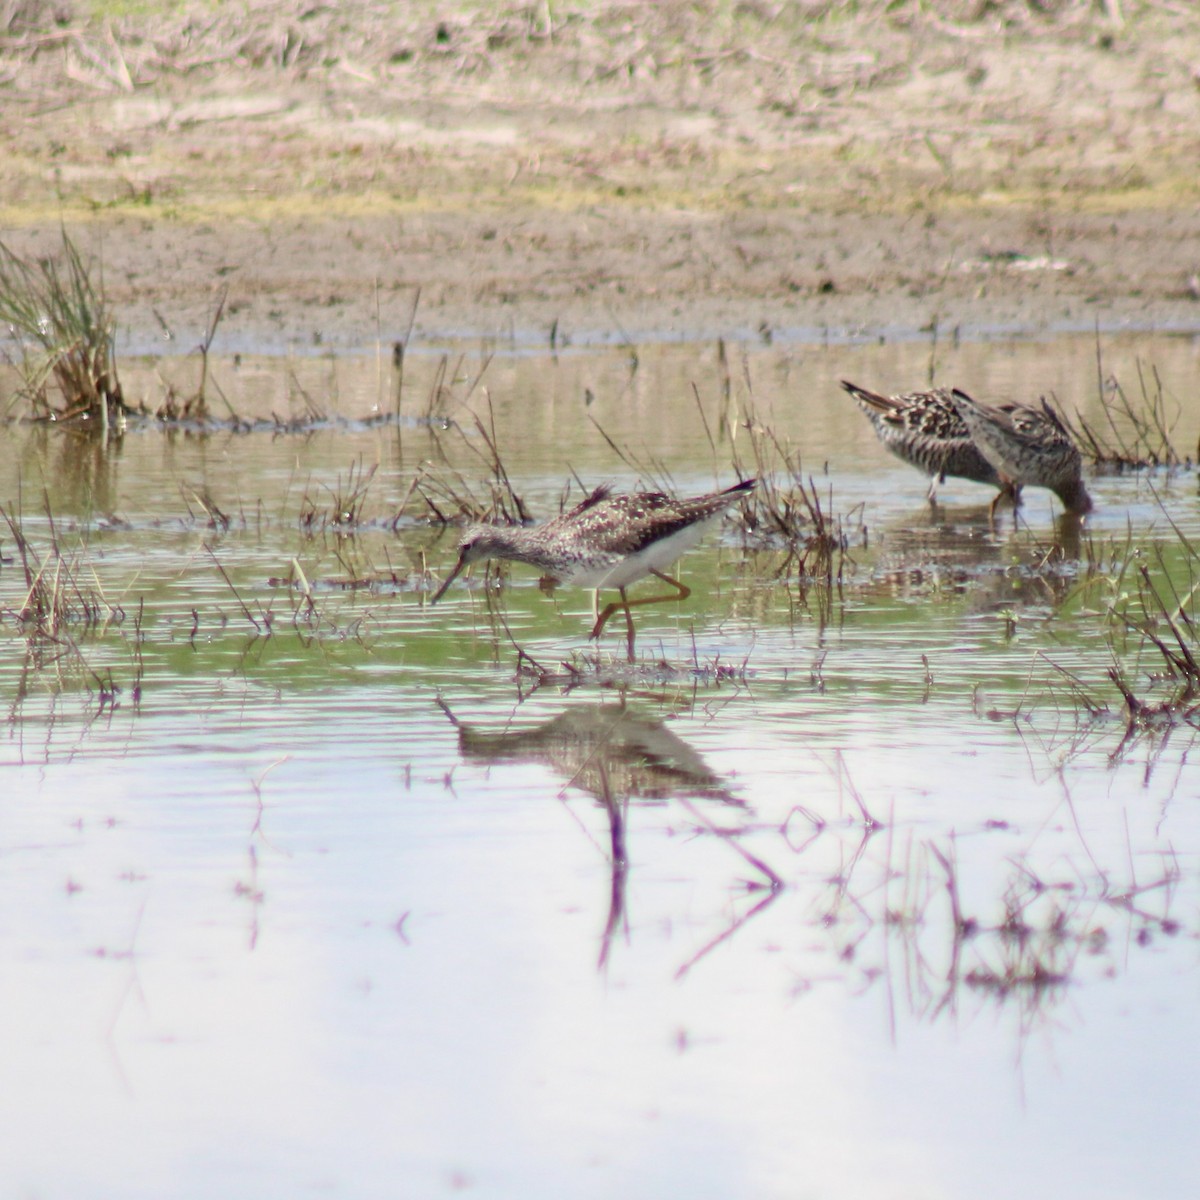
(949, 389), (1092, 515)
(840, 379), (1018, 509)
(430, 478), (755, 660)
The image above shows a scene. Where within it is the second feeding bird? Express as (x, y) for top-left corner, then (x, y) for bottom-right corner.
(430, 479), (755, 661)
(840, 379), (1018, 511)
(950, 389), (1092, 515)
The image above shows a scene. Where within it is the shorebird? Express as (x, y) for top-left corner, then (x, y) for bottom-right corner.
(949, 389), (1092, 515)
(430, 478), (755, 660)
(840, 379), (1018, 510)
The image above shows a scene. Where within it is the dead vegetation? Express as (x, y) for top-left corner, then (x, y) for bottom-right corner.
(0, 234), (483, 435)
(0, 497), (127, 708)
(727, 404), (865, 619)
(0, 1), (1172, 103)
(151, 287), (229, 424)
(0, 498), (115, 641)
(298, 459), (379, 534)
(0, 477), (382, 722)
(1057, 337), (1194, 472)
(1099, 525), (1200, 744)
(400, 390), (533, 528)
(736, 412), (864, 578)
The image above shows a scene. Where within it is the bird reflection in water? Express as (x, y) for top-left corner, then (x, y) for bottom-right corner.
(861, 497), (1086, 619)
(437, 699), (779, 970)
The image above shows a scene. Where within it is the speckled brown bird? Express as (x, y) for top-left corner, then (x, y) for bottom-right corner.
(841, 379), (1018, 510)
(430, 479), (755, 659)
(950, 389), (1092, 515)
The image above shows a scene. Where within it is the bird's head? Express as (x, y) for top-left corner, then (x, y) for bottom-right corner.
(429, 526), (508, 604)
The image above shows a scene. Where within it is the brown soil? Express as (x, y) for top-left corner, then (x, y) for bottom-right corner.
(3, 1), (1200, 349)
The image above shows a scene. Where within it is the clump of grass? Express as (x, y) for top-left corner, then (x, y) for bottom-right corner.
(790, 476), (857, 587)
(1102, 539), (1200, 741)
(299, 459), (379, 534)
(0, 500), (112, 641)
(0, 232), (128, 433)
(0, 499), (127, 709)
(732, 407), (864, 586)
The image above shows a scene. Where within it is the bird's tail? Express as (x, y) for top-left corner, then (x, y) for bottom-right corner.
(840, 379), (898, 415)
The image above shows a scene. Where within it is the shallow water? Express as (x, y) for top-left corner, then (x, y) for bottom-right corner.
(3, 331), (1200, 1198)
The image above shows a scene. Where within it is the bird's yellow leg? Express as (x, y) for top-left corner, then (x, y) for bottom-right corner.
(588, 571), (692, 647)
(632, 570), (691, 609)
(590, 592), (623, 641)
(622, 590), (636, 662)
(988, 478), (1022, 521)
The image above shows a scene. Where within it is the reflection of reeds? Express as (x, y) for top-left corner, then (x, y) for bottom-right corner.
(204, 544), (273, 636)
(0, 232), (127, 432)
(183, 485), (233, 533)
(771, 754), (1188, 1032)
(835, 826), (1176, 1030)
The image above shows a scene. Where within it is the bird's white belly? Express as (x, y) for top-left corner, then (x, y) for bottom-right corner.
(563, 519), (715, 590)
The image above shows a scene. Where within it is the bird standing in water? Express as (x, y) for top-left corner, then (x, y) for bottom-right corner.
(949, 389), (1092, 515)
(840, 379), (1018, 511)
(430, 479), (755, 660)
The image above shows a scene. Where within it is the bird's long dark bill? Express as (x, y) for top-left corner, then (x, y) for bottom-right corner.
(430, 555), (467, 604)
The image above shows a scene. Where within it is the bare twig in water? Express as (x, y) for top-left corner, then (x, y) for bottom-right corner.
(205, 544), (265, 633)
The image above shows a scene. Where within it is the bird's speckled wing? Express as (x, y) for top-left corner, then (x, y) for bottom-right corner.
(841, 379), (1001, 487)
(949, 388), (1088, 511)
(842, 381), (968, 438)
(537, 485), (749, 560)
(954, 391), (1076, 453)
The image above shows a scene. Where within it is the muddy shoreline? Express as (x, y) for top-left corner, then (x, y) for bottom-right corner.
(7, 205), (1200, 356)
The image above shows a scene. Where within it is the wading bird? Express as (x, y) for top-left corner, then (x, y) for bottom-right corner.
(430, 479), (756, 660)
(841, 379), (1018, 512)
(950, 389), (1091, 515)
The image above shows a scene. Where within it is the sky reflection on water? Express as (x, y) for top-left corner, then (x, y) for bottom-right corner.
(2, 332), (1199, 1197)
